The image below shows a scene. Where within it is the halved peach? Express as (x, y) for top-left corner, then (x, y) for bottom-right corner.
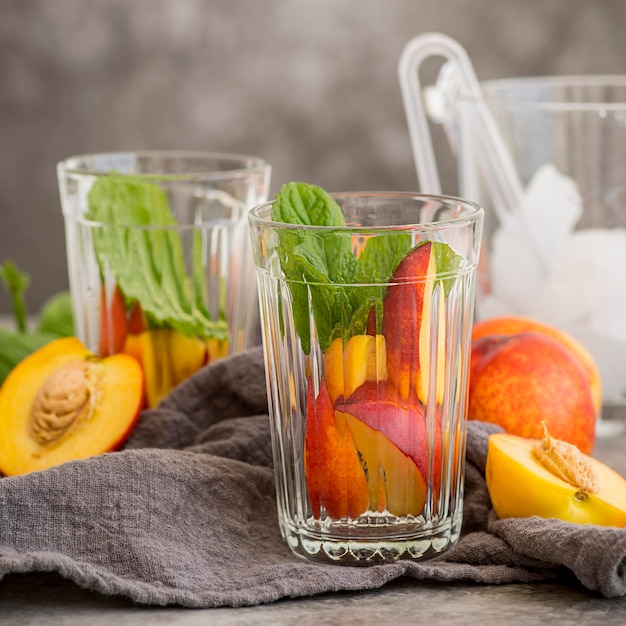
(0, 337), (144, 476)
(486, 431), (626, 527)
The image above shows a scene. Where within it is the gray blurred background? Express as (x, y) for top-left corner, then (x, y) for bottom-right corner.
(1, 0), (625, 314)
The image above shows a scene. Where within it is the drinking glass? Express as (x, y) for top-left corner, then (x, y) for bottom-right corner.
(58, 151), (271, 407)
(249, 192), (483, 564)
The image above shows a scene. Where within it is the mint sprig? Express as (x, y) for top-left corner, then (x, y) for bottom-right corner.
(86, 176), (228, 341)
(271, 183), (412, 352)
(0, 260), (74, 386)
(271, 183), (464, 354)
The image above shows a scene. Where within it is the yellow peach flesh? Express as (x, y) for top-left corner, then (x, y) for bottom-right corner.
(417, 280), (446, 405)
(486, 433), (626, 527)
(324, 334), (387, 405)
(123, 329), (207, 407)
(342, 411), (426, 516)
(0, 338), (143, 476)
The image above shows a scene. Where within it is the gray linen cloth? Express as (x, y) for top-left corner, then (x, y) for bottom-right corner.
(0, 347), (624, 607)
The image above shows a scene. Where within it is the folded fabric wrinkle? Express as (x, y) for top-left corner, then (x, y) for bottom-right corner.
(0, 347), (624, 608)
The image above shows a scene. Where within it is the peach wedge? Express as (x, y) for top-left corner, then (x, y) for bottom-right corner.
(323, 334), (387, 406)
(123, 328), (208, 407)
(304, 377), (369, 519)
(382, 242), (446, 405)
(341, 410), (427, 517)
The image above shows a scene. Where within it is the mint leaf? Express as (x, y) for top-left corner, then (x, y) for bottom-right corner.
(272, 184), (357, 352)
(284, 241), (349, 353)
(272, 182), (346, 227)
(87, 176), (228, 341)
(432, 241), (462, 295)
(270, 184), (457, 355)
(293, 252), (338, 352)
(346, 233), (413, 336)
(352, 234), (413, 285)
(324, 233), (356, 285)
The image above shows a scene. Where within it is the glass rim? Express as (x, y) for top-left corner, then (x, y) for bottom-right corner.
(57, 150), (271, 181)
(457, 75), (626, 111)
(248, 191), (483, 233)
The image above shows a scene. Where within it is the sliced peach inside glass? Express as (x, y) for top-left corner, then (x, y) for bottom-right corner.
(342, 410), (427, 516)
(323, 334), (387, 405)
(383, 242), (446, 405)
(304, 377), (369, 519)
(122, 329), (208, 407)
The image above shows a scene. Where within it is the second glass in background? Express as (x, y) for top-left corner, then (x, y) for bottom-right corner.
(58, 151), (271, 407)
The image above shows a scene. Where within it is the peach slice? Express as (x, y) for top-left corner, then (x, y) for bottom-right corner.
(122, 329), (208, 407)
(469, 332), (596, 455)
(127, 300), (147, 334)
(304, 377), (369, 519)
(472, 315), (602, 417)
(99, 284), (128, 358)
(0, 337), (144, 476)
(336, 380), (441, 494)
(206, 337), (230, 362)
(382, 242), (446, 405)
(486, 431), (626, 527)
(341, 410), (427, 516)
(418, 282), (446, 405)
(324, 334), (387, 406)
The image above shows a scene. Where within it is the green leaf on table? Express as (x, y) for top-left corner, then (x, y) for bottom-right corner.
(0, 327), (58, 386)
(0, 260), (30, 333)
(0, 261), (76, 386)
(37, 291), (74, 337)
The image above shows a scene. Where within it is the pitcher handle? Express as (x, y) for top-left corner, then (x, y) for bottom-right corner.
(399, 32), (554, 270)
(398, 33), (483, 193)
(399, 33), (526, 210)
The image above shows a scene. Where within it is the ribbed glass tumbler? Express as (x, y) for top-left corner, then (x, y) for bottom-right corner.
(249, 191), (483, 565)
(58, 151), (271, 407)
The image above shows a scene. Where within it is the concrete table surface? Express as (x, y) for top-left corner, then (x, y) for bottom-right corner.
(1, 419), (625, 626)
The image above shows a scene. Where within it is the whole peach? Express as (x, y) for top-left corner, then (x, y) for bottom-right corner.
(472, 316), (601, 417)
(469, 331), (596, 454)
